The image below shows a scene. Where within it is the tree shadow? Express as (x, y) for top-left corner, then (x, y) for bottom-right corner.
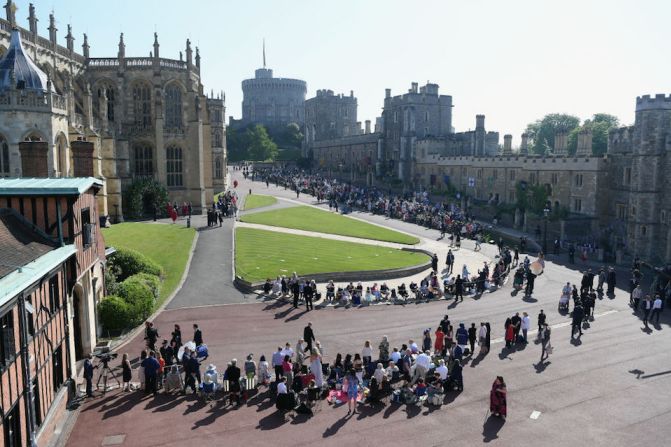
(482, 415), (506, 442)
(322, 414), (349, 437)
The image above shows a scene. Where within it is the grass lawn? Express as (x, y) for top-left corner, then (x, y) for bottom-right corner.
(243, 194), (278, 211)
(102, 223), (196, 305)
(235, 228), (428, 282)
(240, 205), (419, 245)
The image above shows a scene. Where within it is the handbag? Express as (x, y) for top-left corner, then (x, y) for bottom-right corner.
(546, 344), (553, 354)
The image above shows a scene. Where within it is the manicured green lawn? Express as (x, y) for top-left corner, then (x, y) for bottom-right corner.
(243, 194), (277, 210)
(235, 228), (428, 282)
(102, 223), (196, 304)
(240, 206), (419, 245)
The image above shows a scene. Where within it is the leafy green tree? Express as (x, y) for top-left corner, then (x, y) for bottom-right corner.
(566, 113), (619, 156)
(246, 125), (278, 161)
(525, 113), (581, 155)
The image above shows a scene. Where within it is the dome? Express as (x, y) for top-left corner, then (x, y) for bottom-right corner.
(0, 29), (49, 92)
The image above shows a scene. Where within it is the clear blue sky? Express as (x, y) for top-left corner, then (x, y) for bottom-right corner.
(16, 0), (670, 143)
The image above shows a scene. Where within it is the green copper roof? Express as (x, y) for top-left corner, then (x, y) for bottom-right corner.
(0, 244), (76, 307)
(0, 177), (103, 196)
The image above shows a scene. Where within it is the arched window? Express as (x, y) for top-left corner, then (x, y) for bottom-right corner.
(133, 143), (153, 177)
(214, 156), (222, 179)
(165, 84), (182, 129)
(166, 146), (183, 187)
(132, 83), (152, 129)
(0, 136), (9, 177)
(213, 130), (222, 147)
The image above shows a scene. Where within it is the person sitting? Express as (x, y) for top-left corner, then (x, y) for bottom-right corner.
(409, 282), (419, 296)
(326, 281), (335, 302)
(364, 287), (375, 304)
(380, 283), (390, 300)
(414, 378), (427, 397)
(352, 291), (361, 306)
(435, 359), (448, 381)
(449, 359), (463, 391)
(398, 283), (409, 298)
(427, 373), (443, 397)
(263, 279), (272, 294)
(340, 288), (350, 305)
(385, 361), (400, 382)
(371, 283), (381, 300)
(275, 377), (297, 412)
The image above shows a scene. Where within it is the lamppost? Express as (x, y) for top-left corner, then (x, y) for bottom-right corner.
(543, 206), (550, 254)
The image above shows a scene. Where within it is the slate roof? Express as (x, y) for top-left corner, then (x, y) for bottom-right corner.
(0, 208), (56, 279)
(0, 177), (103, 196)
(0, 29), (49, 92)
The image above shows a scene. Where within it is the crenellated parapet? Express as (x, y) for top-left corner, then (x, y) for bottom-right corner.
(635, 93), (671, 111)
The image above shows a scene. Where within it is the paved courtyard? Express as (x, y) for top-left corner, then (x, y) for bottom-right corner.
(64, 171), (671, 447)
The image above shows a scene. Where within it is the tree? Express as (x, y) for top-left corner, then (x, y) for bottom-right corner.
(246, 125), (278, 161)
(567, 113), (619, 156)
(525, 113), (581, 155)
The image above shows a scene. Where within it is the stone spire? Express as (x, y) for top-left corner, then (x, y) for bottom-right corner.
(4, 1), (16, 27)
(48, 12), (57, 44)
(82, 33), (89, 59)
(28, 3), (38, 35)
(66, 24), (74, 52)
(195, 47), (200, 70)
(185, 38), (193, 67)
(153, 32), (159, 59)
(117, 33), (125, 60)
(263, 38), (266, 68)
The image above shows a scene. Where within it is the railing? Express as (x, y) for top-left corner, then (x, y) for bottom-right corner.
(0, 90), (67, 113)
(87, 58), (120, 68)
(125, 58), (153, 67)
(159, 58), (187, 70)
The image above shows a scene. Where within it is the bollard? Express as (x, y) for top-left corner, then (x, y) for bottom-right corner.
(187, 216), (191, 228)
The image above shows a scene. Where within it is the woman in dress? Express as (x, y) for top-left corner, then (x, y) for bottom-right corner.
(344, 368), (360, 416)
(434, 327), (445, 356)
(490, 376), (507, 419)
(138, 350), (147, 391)
(504, 318), (514, 348)
(353, 353), (364, 382)
(122, 353), (133, 392)
(361, 341), (373, 366)
(309, 349), (324, 388)
(258, 355), (271, 385)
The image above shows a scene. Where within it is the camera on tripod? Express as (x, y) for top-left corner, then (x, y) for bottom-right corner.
(94, 352), (118, 364)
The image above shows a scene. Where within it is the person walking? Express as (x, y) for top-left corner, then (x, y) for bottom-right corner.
(446, 250), (454, 274)
(571, 304), (584, 338)
(193, 324), (203, 347)
(432, 253), (439, 273)
(540, 323), (552, 361)
(468, 323), (477, 354)
(344, 368), (360, 416)
(303, 322), (316, 353)
(607, 267), (617, 295)
(511, 313), (522, 344)
(537, 309), (546, 333)
(489, 376), (507, 419)
(631, 284), (643, 310)
(642, 295), (653, 327)
(521, 312), (530, 344)
(454, 275), (464, 302)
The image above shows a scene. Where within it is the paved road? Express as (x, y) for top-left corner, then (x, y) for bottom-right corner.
(64, 169), (671, 447)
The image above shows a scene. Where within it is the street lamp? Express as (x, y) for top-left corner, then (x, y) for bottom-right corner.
(543, 206), (550, 254)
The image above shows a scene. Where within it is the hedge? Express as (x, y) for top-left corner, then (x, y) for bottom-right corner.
(117, 279), (155, 326)
(125, 273), (161, 300)
(97, 296), (131, 333)
(108, 248), (163, 282)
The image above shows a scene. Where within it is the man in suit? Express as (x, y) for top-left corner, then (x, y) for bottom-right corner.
(303, 322), (315, 352)
(304, 281), (314, 311)
(292, 280), (300, 308)
(193, 324), (203, 347)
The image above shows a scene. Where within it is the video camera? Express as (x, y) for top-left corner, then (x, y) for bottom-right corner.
(94, 352), (118, 364)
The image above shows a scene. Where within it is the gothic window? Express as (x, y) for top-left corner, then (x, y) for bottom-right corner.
(133, 143), (153, 177)
(166, 146), (183, 187)
(215, 157), (223, 179)
(132, 83), (152, 129)
(0, 136), (9, 177)
(96, 85), (115, 122)
(165, 84), (183, 129)
(213, 130), (222, 148)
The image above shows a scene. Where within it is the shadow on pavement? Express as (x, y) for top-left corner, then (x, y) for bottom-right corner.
(534, 360), (551, 373)
(322, 414), (349, 437)
(257, 410), (290, 430)
(482, 415), (506, 442)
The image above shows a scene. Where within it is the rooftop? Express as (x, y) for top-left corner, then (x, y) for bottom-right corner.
(0, 29), (49, 92)
(0, 177), (103, 196)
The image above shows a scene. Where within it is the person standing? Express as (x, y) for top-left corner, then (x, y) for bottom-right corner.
(122, 353), (133, 392)
(521, 312), (530, 344)
(142, 351), (160, 396)
(193, 324), (203, 347)
(489, 376), (507, 419)
(454, 275), (464, 302)
(597, 268), (606, 293)
(344, 368), (360, 416)
(607, 267), (617, 295)
(631, 284), (643, 310)
(292, 280), (300, 308)
(303, 322), (315, 352)
(144, 321), (158, 351)
(304, 281), (314, 310)
(468, 323), (477, 354)
(446, 250), (454, 274)
(511, 313), (522, 344)
(272, 347), (284, 382)
(642, 295), (653, 327)
(84, 354), (95, 398)
(651, 295), (663, 325)
(432, 253), (439, 273)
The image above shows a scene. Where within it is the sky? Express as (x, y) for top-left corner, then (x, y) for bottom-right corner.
(13, 0), (670, 145)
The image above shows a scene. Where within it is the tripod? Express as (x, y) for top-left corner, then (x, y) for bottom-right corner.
(96, 359), (121, 394)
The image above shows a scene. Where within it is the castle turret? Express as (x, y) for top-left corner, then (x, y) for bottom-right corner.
(117, 33), (125, 60)
(475, 114), (485, 156)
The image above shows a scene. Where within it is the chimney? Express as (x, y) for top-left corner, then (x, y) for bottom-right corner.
(350, 90), (354, 98)
(365, 120), (371, 134)
(411, 82), (418, 93)
(385, 88), (391, 98)
(554, 130), (568, 156)
(520, 133), (529, 155)
(503, 134), (513, 155)
(576, 128), (593, 156)
(19, 141), (49, 177)
(71, 140), (95, 177)
(356, 121), (362, 134)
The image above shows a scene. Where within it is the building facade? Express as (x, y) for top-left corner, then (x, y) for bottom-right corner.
(0, 177), (106, 447)
(240, 67), (306, 128)
(0, 3), (226, 220)
(304, 89), (359, 147)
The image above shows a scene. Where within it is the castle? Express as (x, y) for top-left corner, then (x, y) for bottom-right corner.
(304, 81), (671, 263)
(0, 2), (227, 221)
